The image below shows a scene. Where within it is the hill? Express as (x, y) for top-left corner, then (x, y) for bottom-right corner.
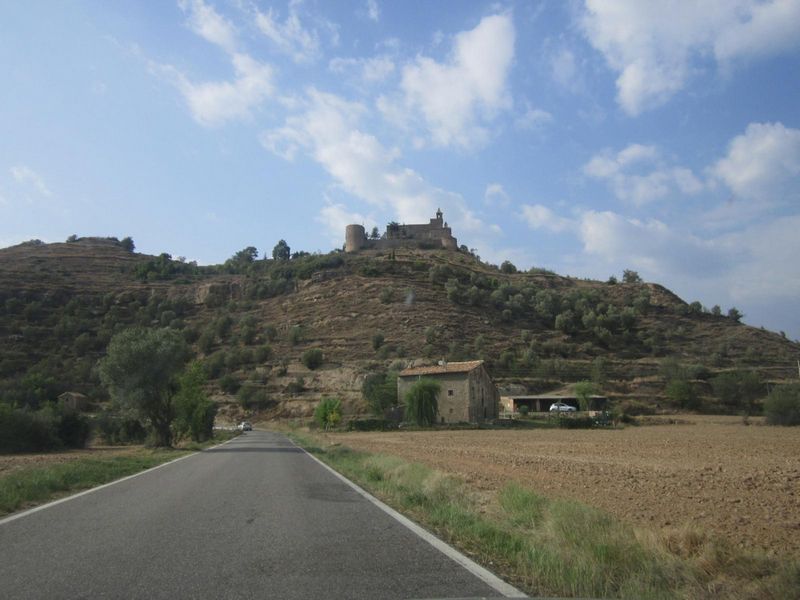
(1, 239), (798, 422)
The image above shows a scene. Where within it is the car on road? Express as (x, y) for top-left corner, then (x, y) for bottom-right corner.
(238, 421), (252, 431)
(549, 402), (576, 413)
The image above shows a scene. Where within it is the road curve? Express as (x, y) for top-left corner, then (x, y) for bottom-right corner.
(0, 430), (517, 599)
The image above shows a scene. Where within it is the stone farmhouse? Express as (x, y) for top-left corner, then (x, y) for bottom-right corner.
(345, 209), (458, 253)
(397, 360), (499, 424)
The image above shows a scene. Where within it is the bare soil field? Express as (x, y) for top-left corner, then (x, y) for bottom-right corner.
(329, 415), (800, 557)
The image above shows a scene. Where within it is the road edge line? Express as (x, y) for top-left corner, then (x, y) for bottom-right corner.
(0, 435), (240, 527)
(292, 438), (528, 598)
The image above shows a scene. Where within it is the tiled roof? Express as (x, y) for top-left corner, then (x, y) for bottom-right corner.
(398, 360), (484, 377)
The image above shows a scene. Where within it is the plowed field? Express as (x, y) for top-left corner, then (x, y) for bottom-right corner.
(330, 416), (800, 556)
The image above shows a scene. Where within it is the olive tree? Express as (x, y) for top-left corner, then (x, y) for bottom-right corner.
(99, 328), (189, 447)
(404, 379), (440, 426)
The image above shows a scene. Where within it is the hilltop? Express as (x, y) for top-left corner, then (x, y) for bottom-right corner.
(1, 238), (797, 422)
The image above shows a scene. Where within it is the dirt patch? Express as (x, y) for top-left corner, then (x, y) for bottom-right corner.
(328, 416), (800, 557)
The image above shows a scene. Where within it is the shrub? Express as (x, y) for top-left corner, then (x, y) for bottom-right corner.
(236, 385), (271, 410)
(557, 415), (595, 429)
(711, 370), (762, 414)
(301, 348), (324, 370)
(95, 411), (147, 444)
(0, 404), (61, 452)
(764, 384), (800, 426)
(219, 374), (241, 395)
(347, 419), (394, 431)
(518, 405), (530, 416)
(314, 397), (342, 430)
(285, 377), (306, 394)
(254, 345), (272, 363)
(371, 332), (385, 351)
(288, 324), (304, 345)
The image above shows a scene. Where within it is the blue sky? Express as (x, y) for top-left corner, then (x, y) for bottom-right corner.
(1, 1), (799, 339)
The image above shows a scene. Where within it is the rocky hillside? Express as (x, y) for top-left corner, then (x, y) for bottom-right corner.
(1, 239), (797, 421)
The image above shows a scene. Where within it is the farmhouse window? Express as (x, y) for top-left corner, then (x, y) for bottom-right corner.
(447, 389), (454, 396)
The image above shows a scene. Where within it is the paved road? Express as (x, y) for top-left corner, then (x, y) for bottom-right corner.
(0, 431), (519, 599)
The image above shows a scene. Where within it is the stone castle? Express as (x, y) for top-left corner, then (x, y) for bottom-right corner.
(345, 209), (458, 253)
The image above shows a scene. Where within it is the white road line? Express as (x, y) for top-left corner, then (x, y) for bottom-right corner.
(0, 435), (240, 527)
(293, 438), (528, 599)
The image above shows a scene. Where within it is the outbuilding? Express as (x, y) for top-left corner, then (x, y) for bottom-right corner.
(397, 360), (499, 424)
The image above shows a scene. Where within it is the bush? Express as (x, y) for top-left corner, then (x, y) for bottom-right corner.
(518, 405), (530, 416)
(371, 332), (385, 351)
(0, 404), (61, 452)
(764, 384), (800, 426)
(346, 418), (394, 431)
(557, 415), (596, 429)
(302, 348), (324, 370)
(314, 397), (342, 430)
(54, 408), (91, 448)
(219, 374), (241, 395)
(95, 411), (147, 444)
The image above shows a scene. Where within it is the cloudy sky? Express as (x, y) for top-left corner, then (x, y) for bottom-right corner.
(1, 1), (799, 338)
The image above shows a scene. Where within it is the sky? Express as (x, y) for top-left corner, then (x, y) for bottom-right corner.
(1, 1), (799, 339)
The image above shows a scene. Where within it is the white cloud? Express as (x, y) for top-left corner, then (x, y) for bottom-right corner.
(584, 143), (704, 205)
(255, 0), (338, 63)
(484, 183), (510, 207)
(711, 121), (800, 204)
(515, 103), (553, 132)
(366, 0), (380, 22)
(156, 53), (273, 126)
(550, 47), (582, 92)
(10, 165), (52, 197)
(261, 88), (501, 237)
(328, 56), (395, 84)
(581, 0), (800, 115)
(380, 13), (515, 149)
(520, 204), (573, 233)
(179, 0), (237, 53)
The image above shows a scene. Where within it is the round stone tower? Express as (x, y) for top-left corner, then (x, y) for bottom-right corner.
(345, 224), (367, 252)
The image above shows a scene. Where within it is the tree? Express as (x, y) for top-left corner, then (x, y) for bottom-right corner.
(99, 328), (189, 447)
(362, 371), (398, 415)
(622, 269), (642, 284)
(370, 226), (380, 239)
(120, 237), (135, 252)
(173, 361), (217, 442)
(301, 348), (324, 370)
(574, 380), (594, 411)
(233, 246), (258, 264)
(764, 384), (800, 426)
(500, 260), (517, 274)
(711, 370), (762, 414)
(272, 239), (290, 261)
(727, 307), (743, 322)
(404, 379), (440, 426)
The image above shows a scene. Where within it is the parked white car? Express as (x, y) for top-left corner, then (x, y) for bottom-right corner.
(238, 421), (252, 431)
(549, 402), (576, 413)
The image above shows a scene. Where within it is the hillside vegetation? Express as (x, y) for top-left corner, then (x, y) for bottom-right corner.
(1, 238), (798, 423)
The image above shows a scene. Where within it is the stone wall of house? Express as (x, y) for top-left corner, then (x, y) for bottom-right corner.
(397, 366), (499, 424)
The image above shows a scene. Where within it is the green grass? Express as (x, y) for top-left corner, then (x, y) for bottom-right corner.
(291, 433), (800, 600)
(0, 431), (238, 516)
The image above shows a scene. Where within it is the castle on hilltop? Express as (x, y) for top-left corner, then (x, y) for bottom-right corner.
(345, 209), (458, 253)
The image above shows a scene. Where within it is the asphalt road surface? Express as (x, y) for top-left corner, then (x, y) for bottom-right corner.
(0, 430), (522, 599)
